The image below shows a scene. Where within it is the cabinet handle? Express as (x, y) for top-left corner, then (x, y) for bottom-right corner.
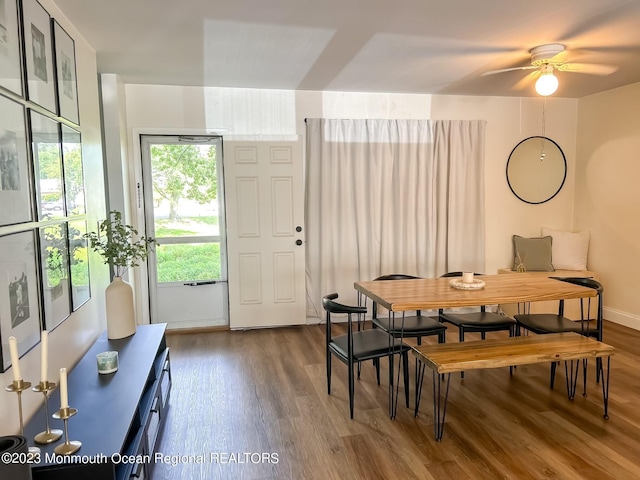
(151, 397), (160, 413)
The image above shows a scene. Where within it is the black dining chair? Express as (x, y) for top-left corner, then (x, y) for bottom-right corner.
(514, 277), (604, 392)
(439, 272), (517, 377)
(371, 274), (448, 345)
(323, 293), (410, 419)
(368, 274), (447, 410)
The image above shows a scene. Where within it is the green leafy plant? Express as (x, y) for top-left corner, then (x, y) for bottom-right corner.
(84, 210), (156, 277)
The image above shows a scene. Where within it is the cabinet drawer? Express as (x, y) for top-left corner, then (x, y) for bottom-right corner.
(129, 463), (146, 480)
(146, 394), (162, 453)
(127, 434), (148, 480)
(160, 354), (171, 409)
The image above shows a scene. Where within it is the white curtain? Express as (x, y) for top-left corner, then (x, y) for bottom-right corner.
(305, 119), (486, 318)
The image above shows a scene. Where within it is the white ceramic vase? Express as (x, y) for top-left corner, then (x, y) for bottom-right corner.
(105, 276), (136, 339)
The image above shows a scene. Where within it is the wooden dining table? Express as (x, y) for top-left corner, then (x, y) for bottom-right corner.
(354, 272), (598, 312)
(354, 272), (601, 419)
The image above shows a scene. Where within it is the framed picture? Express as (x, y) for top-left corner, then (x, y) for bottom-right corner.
(0, 230), (41, 373)
(22, 0), (56, 113)
(0, 95), (32, 226)
(53, 21), (79, 124)
(61, 124), (85, 215)
(30, 109), (64, 219)
(68, 219), (90, 310)
(0, 0), (23, 95)
(39, 222), (71, 330)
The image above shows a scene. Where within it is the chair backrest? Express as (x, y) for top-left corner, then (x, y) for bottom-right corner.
(373, 274), (421, 316)
(554, 277), (604, 339)
(322, 293), (368, 315)
(440, 271), (483, 278)
(322, 293), (367, 353)
(554, 277), (603, 293)
(374, 274), (419, 281)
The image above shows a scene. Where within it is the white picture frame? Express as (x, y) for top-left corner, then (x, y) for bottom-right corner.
(22, 0), (56, 113)
(30, 109), (64, 220)
(40, 222), (71, 330)
(0, 230), (41, 372)
(0, 95), (32, 226)
(53, 20), (79, 124)
(0, 0), (23, 95)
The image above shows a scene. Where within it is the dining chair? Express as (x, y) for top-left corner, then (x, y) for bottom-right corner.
(368, 274), (447, 410)
(514, 277), (603, 392)
(371, 274), (447, 343)
(439, 272), (517, 378)
(323, 293), (410, 419)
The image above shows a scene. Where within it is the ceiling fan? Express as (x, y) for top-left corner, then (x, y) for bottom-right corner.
(482, 43), (618, 96)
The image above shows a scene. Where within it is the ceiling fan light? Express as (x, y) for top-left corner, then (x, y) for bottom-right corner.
(535, 71), (558, 96)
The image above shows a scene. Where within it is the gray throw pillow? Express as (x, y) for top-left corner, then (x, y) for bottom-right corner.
(512, 235), (554, 272)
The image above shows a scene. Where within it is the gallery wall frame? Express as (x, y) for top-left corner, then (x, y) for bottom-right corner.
(68, 219), (90, 310)
(0, 94), (33, 226)
(0, 0), (24, 96)
(29, 108), (64, 220)
(53, 20), (79, 124)
(61, 124), (85, 215)
(0, 229), (42, 373)
(22, 0), (56, 113)
(0, 0), (89, 368)
(39, 222), (71, 331)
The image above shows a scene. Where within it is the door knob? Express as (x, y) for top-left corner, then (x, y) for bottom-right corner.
(296, 239), (303, 246)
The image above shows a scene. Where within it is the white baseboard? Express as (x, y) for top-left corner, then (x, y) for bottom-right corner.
(166, 317), (227, 330)
(604, 307), (640, 331)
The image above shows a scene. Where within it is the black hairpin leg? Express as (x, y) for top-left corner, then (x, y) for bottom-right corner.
(433, 372), (451, 441)
(391, 313), (406, 420)
(387, 312), (395, 419)
(392, 350), (407, 419)
(564, 359), (580, 400)
(599, 356), (611, 420)
(388, 352), (395, 419)
(414, 360), (427, 417)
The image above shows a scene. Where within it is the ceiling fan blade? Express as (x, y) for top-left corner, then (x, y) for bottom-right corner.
(512, 71), (539, 91)
(558, 63), (618, 75)
(482, 65), (537, 76)
(549, 50), (569, 64)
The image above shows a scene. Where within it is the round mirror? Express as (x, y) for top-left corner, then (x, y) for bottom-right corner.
(506, 136), (566, 204)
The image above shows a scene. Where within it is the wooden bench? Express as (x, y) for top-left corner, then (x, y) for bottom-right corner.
(411, 332), (614, 440)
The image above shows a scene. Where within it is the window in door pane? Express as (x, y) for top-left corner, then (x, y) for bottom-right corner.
(156, 243), (221, 283)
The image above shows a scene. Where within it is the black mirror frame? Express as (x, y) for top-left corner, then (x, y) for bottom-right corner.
(506, 136), (567, 205)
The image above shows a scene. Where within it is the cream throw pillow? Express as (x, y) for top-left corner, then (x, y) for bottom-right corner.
(541, 227), (590, 270)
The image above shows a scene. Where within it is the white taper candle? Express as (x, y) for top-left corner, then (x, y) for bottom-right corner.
(59, 367), (69, 409)
(41, 330), (49, 383)
(8, 336), (21, 382)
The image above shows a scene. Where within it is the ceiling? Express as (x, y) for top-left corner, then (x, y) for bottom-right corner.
(52, 0), (640, 98)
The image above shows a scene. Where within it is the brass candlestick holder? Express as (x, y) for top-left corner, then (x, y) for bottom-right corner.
(32, 381), (63, 444)
(5, 379), (32, 435)
(52, 407), (81, 455)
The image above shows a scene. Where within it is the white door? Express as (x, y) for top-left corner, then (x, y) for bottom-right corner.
(224, 140), (306, 328)
(141, 135), (228, 330)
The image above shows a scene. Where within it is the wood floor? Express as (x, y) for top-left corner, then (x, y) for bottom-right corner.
(154, 321), (640, 480)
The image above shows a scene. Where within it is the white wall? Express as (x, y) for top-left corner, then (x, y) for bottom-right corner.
(0, 1), (107, 435)
(576, 82), (640, 329)
(120, 82), (639, 331)
(124, 86), (578, 278)
(431, 95), (579, 274)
